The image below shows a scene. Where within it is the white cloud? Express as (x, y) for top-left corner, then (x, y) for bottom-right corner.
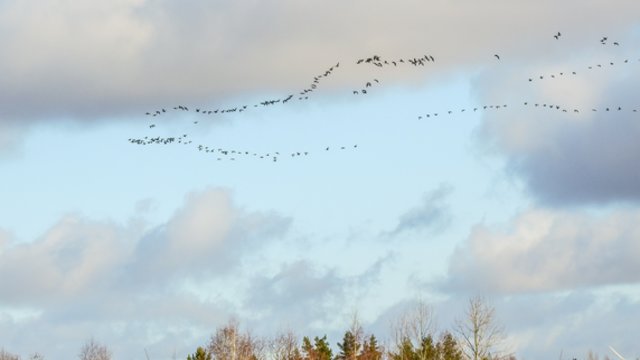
(445, 208), (640, 294)
(0, 215), (134, 305)
(0, 187), (291, 358)
(129, 188), (291, 283)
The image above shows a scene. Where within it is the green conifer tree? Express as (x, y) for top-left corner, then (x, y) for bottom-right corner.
(187, 347), (213, 360)
(302, 336), (332, 360)
(360, 335), (383, 360)
(389, 338), (416, 360)
(416, 335), (437, 360)
(437, 332), (463, 360)
(336, 331), (359, 360)
(315, 336), (333, 360)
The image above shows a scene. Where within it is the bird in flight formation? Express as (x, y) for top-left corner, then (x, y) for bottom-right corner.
(527, 56), (639, 83)
(144, 61), (341, 124)
(356, 53), (436, 68)
(134, 33), (635, 163)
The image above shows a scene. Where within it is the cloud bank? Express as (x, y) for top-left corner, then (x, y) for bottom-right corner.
(445, 208), (640, 293)
(1, 0), (639, 122)
(0, 188), (291, 357)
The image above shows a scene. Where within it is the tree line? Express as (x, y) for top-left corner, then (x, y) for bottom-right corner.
(187, 297), (507, 360)
(2, 297), (572, 360)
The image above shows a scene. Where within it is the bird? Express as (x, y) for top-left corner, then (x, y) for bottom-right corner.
(494, 54), (500, 60)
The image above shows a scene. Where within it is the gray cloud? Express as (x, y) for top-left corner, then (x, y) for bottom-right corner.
(389, 184), (453, 235)
(474, 53), (640, 205)
(1, 0), (639, 123)
(244, 261), (346, 329)
(495, 291), (640, 360)
(242, 256), (387, 336)
(443, 207), (640, 294)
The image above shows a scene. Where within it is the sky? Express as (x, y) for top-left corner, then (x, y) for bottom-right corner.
(1, 0), (640, 359)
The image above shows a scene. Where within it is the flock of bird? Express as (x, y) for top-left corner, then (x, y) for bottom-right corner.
(528, 57), (639, 83)
(133, 32), (635, 162)
(128, 133), (359, 163)
(416, 102), (640, 121)
(355, 54), (437, 68)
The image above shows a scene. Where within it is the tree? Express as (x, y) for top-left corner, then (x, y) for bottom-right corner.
(188, 347), (213, 360)
(389, 338), (416, 360)
(209, 320), (265, 360)
(336, 331), (359, 360)
(0, 348), (20, 360)
(390, 300), (436, 360)
(437, 332), (463, 360)
(78, 338), (111, 360)
(301, 336), (332, 360)
(454, 297), (505, 360)
(271, 332), (302, 360)
(416, 335), (437, 360)
(360, 335), (383, 360)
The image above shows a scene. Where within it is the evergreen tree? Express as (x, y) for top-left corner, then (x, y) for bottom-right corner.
(315, 336), (333, 360)
(302, 337), (316, 360)
(336, 331), (359, 360)
(188, 347), (213, 360)
(302, 336), (332, 360)
(437, 333), (463, 360)
(389, 338), (416, 360)
(360, 335), (383, 360)
(416, 335), (437, 360)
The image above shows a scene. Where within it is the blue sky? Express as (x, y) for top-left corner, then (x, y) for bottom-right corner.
(1, 1), (640, 359)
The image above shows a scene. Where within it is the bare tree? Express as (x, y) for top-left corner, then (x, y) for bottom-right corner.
(271, 331), (301, 360)
(348, 311), (365, 360)
(78, 338), (112, 360)
(391, 300), (436, 349)
(0, 348), (20, 360)
(454, 297), (505, 360)
(209, 320), (266, 360)
(390, 300), (436, 360)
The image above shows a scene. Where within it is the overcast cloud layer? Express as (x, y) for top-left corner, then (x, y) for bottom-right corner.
(1, 0), (639, 122)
